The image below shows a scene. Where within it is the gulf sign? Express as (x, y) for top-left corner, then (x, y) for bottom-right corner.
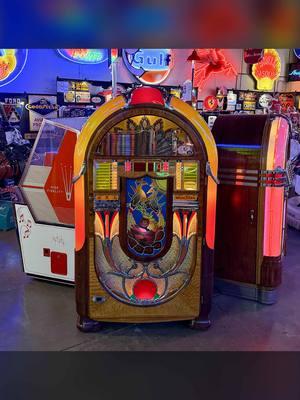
(122, 49), (173, 85)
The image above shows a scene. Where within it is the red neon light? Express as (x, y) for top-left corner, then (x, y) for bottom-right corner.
(263, 118), (289, 257)
(194, 49), (237, 90)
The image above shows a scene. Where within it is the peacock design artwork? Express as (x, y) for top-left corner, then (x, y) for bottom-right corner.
(126, 176), (167, 257)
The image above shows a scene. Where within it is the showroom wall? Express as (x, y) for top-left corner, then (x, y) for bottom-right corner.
(0, 49), (296, 99)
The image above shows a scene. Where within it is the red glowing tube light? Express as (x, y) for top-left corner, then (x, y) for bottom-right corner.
(263, 118), (289, 257)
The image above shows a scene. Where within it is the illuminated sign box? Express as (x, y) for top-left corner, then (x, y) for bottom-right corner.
(288, 63), (300, 81)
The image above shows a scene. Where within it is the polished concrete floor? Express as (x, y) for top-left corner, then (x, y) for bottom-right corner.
(0, 228), (300, 351)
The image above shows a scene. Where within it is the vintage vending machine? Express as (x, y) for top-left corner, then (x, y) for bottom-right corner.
(15, 117), (87, 283)
(74, 87), (219, 330)
(212, 114), (290, 304)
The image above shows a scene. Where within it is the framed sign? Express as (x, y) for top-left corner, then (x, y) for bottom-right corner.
(244, 49), (264, 64)
(26, 95), (59, 132)
(278, 93), (295, 112)
(288, 63), (300, 81)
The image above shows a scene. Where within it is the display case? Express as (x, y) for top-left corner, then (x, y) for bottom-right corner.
(212, 114), (290, 304)
(74, 87), (219, 330)
(15, 117), (87, 283)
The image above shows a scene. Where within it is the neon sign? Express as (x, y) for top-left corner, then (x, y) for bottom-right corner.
(57, 49), (108, 64)
(294, 49), (300, 59)
(252, 49), (281, 91)
(288, 63), (300, 81)
(122, 49), (173, 85)
(194, 49), (237, 90)
(0, 49), (28, 87)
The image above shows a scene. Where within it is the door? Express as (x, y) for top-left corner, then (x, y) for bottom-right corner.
(214, 184), (258, 284)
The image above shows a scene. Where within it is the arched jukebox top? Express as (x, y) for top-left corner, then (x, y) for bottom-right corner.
(74, 87), (218, 307)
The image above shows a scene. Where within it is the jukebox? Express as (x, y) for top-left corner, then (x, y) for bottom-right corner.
(74, 87), (218, 331)
(212, 114), (290, 304)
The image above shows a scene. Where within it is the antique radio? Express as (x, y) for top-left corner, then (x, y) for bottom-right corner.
(74, 87), (219, 331)
(212, 114), (290, 304)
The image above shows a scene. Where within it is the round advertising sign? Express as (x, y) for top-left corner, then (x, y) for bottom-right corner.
(259, 93), (273, 109)
(294, 49), (300, 59)
(122, 49), (173, 85)
(57, 49), (108, 64)
(203, 95), (218, 111)
(0, 49), (28, 87)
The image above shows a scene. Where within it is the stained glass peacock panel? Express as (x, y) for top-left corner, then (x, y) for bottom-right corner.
(121, 176), (171, 260)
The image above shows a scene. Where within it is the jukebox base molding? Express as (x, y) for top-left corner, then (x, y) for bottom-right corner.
(214, 278), (278, 305)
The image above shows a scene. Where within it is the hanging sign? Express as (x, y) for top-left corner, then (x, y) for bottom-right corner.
(0, 49), (28, 87)
(57, 49), (108, 64)
(26, 95), (59, 132)
(244, 49), (264, 64)
(288, 63), (300, 81)
(122, 49), (173, 85)
(252, 49), (281, 91)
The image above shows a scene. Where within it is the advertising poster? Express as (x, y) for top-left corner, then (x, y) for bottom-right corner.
(26, 95), (59, 133)
(0, 93), (29, 137)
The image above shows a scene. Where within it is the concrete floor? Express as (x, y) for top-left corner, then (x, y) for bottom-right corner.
(0, 228), (300, 351)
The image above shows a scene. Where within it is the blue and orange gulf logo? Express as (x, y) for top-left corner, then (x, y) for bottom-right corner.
(122, 49), (174, 85)
(0, 49), (28, 87)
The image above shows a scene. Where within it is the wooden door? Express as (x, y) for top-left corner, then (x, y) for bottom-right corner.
(214, 184), (258, 284)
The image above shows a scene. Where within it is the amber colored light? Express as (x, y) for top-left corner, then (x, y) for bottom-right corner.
(133, 279), (157, 300)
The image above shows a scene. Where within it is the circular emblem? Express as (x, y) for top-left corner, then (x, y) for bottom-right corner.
(203, 95), (218, 111)
(0, 49), (28, 87)
(294, 49), (300, 59)
(259, 94), (273, 109)
(122, 49), (173, 85)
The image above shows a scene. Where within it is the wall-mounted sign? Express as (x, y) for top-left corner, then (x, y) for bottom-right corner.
(57, 49), (108, 64)
(122, 49), (173, 85)
(203, 95), (218, 111)
(294, 49), (300, 59)
(252, 49), (281, 90)
(194, 49), (237, 90)
(288, 63), (300, 81)
(0, 49), (28, 87)
(0, 94), (29, 139)
(258, 94), (273, 109)
(278, 93), (295, 112)
(244, 49), (264, 64)
(26, 95), (59, 132)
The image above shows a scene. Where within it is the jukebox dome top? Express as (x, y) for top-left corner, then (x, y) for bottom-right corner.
(129, 86), (165, 106)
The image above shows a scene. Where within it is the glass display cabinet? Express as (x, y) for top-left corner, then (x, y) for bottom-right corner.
(74, 87), (219, 331)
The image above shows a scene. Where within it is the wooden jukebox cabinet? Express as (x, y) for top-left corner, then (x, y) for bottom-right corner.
(74, 87), (218, 331)
(212, 114), (290, 304)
